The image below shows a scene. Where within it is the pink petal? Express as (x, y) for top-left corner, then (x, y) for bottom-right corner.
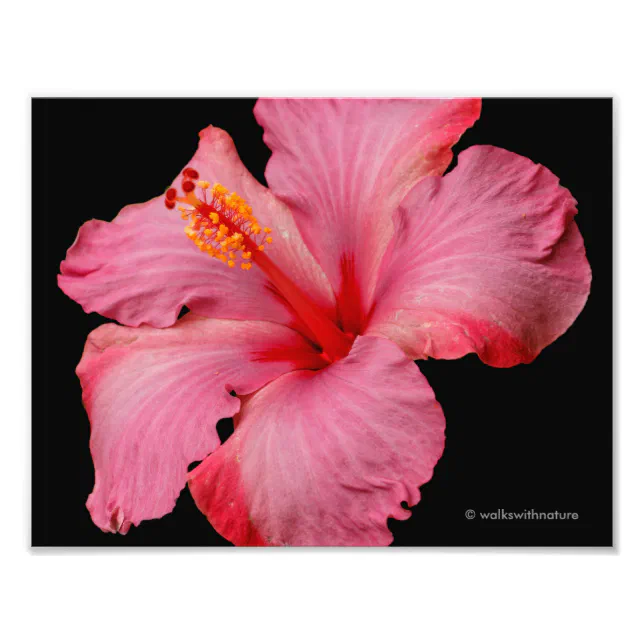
(254, 98), (482, 334)
(367, 145), (592, 366)
(188, 336), (446, 546)
(78, 313), (325, 534)
(59, 126), (335, 329)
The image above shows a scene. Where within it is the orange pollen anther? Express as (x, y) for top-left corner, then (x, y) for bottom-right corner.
(171, 179), (274, 271)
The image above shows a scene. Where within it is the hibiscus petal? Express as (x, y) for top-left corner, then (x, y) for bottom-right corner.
(59, 126), (336, 329)
(367, 145), (592, 366)
(78, 313), (325, 534)
(188, 336), (446, 546)
(254, 98), (481, 334)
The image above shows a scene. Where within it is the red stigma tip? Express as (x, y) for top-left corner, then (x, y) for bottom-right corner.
(182, 167), (199, 180)
(165, 187), (177, 201)
(182, 180), (195, 193)
(164, 199), (176, 210)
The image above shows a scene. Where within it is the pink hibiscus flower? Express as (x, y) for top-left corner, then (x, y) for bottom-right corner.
(58, 99), (591, 546)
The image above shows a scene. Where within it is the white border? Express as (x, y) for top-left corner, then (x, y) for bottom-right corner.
(3, 1), (642, 642)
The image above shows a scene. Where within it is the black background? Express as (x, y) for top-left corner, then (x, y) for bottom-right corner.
(32, 98), (613, 547)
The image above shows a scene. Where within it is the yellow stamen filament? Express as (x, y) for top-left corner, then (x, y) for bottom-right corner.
(175, 181), (274, 271)
(170, 172), (354, 361)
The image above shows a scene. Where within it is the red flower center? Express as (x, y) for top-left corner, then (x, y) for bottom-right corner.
(165, 168), (354, 363)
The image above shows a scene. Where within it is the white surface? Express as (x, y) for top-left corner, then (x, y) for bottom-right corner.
(1, 1), (641, 642)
